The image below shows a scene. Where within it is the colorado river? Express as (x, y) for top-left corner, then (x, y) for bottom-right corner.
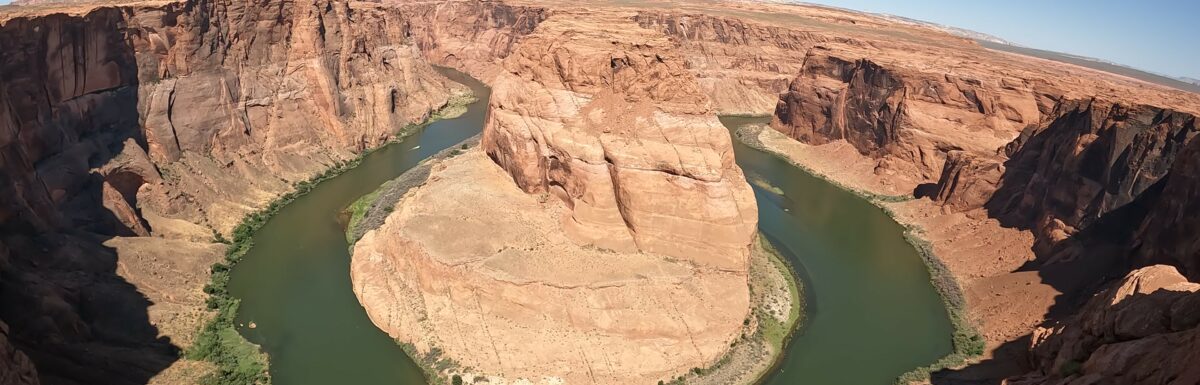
(226, 69), (953, 385)
(721, 116), (954, 384)
(226, 67), (489, 385)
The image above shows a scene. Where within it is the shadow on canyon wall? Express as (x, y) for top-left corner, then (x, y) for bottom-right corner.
(0, 9), (179, 385)
(931, 106), (1195, 384)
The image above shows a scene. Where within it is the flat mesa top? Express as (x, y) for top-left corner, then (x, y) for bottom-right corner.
(0, 0), (176, 21)
(519, 0), (1200, 111)
(4, 0), (1198, 112)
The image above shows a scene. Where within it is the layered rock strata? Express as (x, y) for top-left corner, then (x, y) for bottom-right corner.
(0, 0), (460, 383)
(352, 150), (750, 384)
(621, 1), (1200, 382)
(713, 6), (1200, 384)
(399, 0), (547, 82)
(480, 12), (758, 268)
(351, 8), (759, 384)
(1011, 265), (1200, 385)
(633, 11), (817, 115)
(3, 0), (1199, 384)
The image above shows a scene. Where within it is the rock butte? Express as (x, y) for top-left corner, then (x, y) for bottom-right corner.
(352, 150), (750, 384)
(352, 9), (759, 384)
(0, 0), (1198, 384)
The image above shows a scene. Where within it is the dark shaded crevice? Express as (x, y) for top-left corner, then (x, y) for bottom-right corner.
(0, 7), (175, 385)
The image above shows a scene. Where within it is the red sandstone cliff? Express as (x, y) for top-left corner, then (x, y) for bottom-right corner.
(1011, 265), (1200, 384)
(765, 39), (1200, 385)
(1131, 135), (1200, 280)
(0, 0), (459, 382)
(630, 2), (1200, 383)
(633, 11), (820, 115)
(398, 0), (546, 81)
(739, 8), (1200, 385)
(350, 7), (759, 384)
(3, 0), (1199, 384)
(480, 12), (758, 268)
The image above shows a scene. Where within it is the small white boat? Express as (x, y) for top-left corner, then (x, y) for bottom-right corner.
(411, 145), (421, 150)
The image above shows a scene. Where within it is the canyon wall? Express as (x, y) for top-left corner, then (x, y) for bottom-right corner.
(1131, 136), (1200, 280)
(1007, 126), (1200, 384)
(759, 38), (1198, 264)
(757, 35), (1198, 279)
(633, 11), (820, 115)
(931, 100), (1197, 245)
(1012, 265), (1200, 384)
(730, 6), (1200, 383)
(481, 11), (758, 268)
(350, 6), (760, 384)
(0, 0), (460, 382)
(0, 317), (37, 385)
(3, 0), (1198, 384)
(398, 0), (546, 82)
(771, 50), (1045, 190)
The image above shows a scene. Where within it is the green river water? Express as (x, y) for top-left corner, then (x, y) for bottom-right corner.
(721, 116), (953, 385)
(227, 70), (953, 385)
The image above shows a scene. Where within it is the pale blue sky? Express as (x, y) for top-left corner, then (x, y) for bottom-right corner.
(802, 0), (1200, 79)
(1, 0), (1193, 79)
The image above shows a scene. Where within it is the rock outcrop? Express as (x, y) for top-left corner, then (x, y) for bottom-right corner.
(983, 102), (1197, 244)
(632, 1), (1200, 382)
(1131, 136), (1200, 280)
(761, 43), (1199, 260)
(481, 11), (757, 268)
(400, 0), (547, 82)
(351, 7), (759, 384)
(757, 28), (1200, 385)
(0, 0), (461, 383)
(770, 51), (1043, 189)
(633, 11), (818, 115)
(1011, 265), (1200, 385)
(0, 317), (38, 385)
(352, 150), (749, 385)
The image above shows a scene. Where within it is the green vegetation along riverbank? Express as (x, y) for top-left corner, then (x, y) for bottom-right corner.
(341, 140), (804, 385)
(191, 87), (476, 385)
(343, 137), (478, 246)
(732, 123), (983, 384)
(659, 235), (804, 385)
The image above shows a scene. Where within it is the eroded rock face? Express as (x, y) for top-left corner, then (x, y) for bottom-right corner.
(2, 0), (460, 234)
(1011, 265), (1200, 385)
(482, 12), (757, 269)
(773, 55), (908, 157)
(986, 101), (1198, 241)
(0, 0), (460, 383)
(765, 47), (1199, 268)
(130, 0), (460, 234)
(1132, 137), (1200, 280)
(352, 151), (749, 385)
(0, 302), (38, 385)
(401, 0), (547, 81)
(352, 8), (758, 384)
(765, 46), (1200, 385)
(633, 11), (819, 115)
(770, 51), (1046, 185)
(931, 150), (1005, 212)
